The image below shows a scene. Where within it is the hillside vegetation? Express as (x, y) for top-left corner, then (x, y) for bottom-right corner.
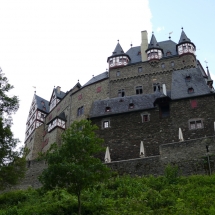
(1, 171), (215, 215)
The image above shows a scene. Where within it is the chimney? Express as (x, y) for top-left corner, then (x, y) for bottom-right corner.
(56, 86), (61, 94)
(141, 30), (148, 62)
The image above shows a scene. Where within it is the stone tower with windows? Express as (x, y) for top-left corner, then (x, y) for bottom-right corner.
(24, 28), (215, 162)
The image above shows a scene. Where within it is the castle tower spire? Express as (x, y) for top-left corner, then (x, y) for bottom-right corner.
(177, 28), (196, 56)
(206, 66), (213, 89)
(107, 41), (130, 69)
(146, 32), (163, 61)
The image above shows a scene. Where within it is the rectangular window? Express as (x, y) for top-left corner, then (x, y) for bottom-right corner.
(97, 86), (101, 93)
(77, 106), (84, 116)
(153, 83), (160, 92)
(103, 121), (109, 128)
(118, 89), (125, 97)
(116, 71), (120, 77)
(78, 94), (82, 100)
(141, 113), (150, 122)
(189, 119), (203, 130)
(160, 105), (170, 118)
(136, 86), (143, 94)
(190, 100), (197, 108)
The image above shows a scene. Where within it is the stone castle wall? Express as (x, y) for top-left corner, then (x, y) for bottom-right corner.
(109, 55), (196, 97)
(92, 95), (215, 160)
(13, 136), (215, 190)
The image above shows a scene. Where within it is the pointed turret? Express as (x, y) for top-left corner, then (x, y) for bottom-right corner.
(146, 33), (163, 61)
(177, 28), (196, 56)
(107, 41), (130, 69)
(206, 66), (213, 89)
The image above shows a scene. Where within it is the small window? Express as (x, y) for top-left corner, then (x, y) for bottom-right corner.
(77, 106), (84, 116)
(137, 51), (141, 55)
(166, 51), (172, 56)
(136, 86), (143, 94)
(138, 67), (142, 73)
(118, 89), (125, 97)
(171, 61), (174, 67)
(141, 113), (150, 122)
(189, 119), (203, 130)
(161, 63), (165, 69)
(188, 87), (194, 94)
(41, 114), (45, 119)
(116, 71), (120, 77)
(190, 100), (197, 108)
(185, 75), (191, 82)
(97, 86), (101, 93)
(105, 107), (111, 112)
(153, 83), (160, 92)
(103, 121), (110, 128)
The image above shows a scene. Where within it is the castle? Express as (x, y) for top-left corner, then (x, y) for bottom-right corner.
(25, 28), (215, 163)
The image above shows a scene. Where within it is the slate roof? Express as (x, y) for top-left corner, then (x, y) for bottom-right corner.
(126, 46), (141, 64)
(35, 94), (49, 113)
(147, 34), (160, 50)
(158, 40), (178, 57)
(171, 67), (211, 100)
(47, 112), (67, 125)
(82, 71), (109, 87)
(90, 67), (213, 118)
(90, 92), (167, 118)
(113, 43), (124, 55)
(178, 30), (191, 44)
(54, 88), (66, 99)
(125, 40), (178, 64)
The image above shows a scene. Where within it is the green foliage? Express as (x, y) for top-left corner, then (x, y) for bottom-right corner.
(2, 174), (215, 214)
(164, 164), (181, 184)
(0, 69), (26, 190)
(39, 119), (111, 214)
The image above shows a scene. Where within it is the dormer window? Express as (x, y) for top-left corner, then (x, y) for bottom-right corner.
(137, 51), (141, 55)
(105, 107), (111, 112)
(188, 87), (194, 94)
(166, 51), (172, 56)
(129, 103), (134, 109)
(185, 75), (191, 82)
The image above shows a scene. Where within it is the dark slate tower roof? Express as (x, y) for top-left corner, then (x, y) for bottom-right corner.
(107, 42), (130, 62)
(177, 29), (196, 48)
(113, 42), (124, 55)
(178, 29), (191, 43)
(148, 33), (160, 49)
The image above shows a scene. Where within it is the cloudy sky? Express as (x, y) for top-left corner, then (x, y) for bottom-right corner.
(0, 0), (214, 146)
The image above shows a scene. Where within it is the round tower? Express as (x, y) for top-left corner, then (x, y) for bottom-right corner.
(177, 28), (196, 56)
(145, 33), (163, 61)
(107, 41), (130, 69)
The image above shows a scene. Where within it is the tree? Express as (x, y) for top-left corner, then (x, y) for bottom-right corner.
(39, 119), (111, 215)
(0, 69), (26, 190)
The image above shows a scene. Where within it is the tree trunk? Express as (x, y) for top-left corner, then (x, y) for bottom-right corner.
(77, 190), (81, 215)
